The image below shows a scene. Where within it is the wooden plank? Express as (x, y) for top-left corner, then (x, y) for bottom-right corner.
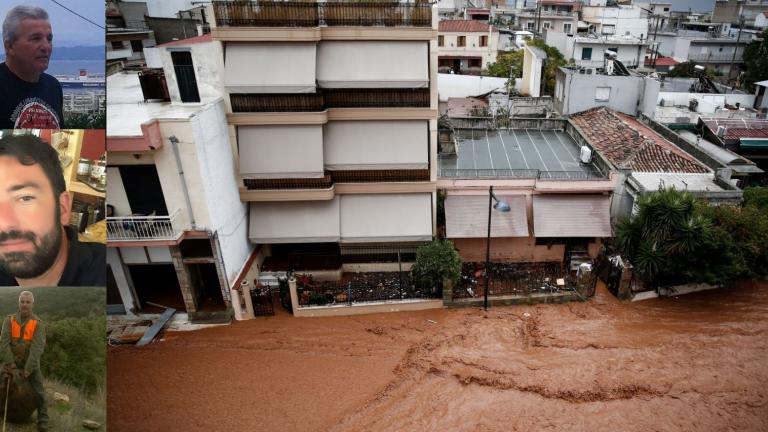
(136, 308), (176, 346)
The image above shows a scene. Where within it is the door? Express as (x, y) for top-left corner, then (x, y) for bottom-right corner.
(171, 51), (201, 103)
(117, 165), (169, 216)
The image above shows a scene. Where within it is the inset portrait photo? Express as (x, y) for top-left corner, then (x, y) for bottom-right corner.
(0, 287), (105, 432)
(0, 2), (105, 129)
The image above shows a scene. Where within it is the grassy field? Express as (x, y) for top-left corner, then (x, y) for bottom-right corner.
(0, 287), (104, 319)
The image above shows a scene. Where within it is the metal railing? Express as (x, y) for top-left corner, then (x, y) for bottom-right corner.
(296, 271), (440, 307)
(516, 9), (576, 17)
(453, 261), (594, 299)
(687, 53), (743, 63)
(107, 209), (182, 242)
(439, 168), (604, 180)
(243, 170), (429, 190)
(230, 88), (430, 113)
(212, 1), (432, 27)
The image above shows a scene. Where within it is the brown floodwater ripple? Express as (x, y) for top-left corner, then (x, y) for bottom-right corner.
(108, 281), (768, 432)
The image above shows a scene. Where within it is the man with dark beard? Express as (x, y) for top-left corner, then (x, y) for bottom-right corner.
(0, 134), (104, 286)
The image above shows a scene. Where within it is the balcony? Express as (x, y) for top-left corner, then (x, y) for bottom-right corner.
(688, 53), (743, 63)
(230, 88), (431, 112)
(107, 209), (183, 242)
(212, 1), (432, 28)
(243, 170), (430, 190)
(516, 9), (576, 18)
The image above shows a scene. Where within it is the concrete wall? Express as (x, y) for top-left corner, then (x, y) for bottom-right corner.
(641, 76), (661, 118)
(106, 167), (132, 216)
(558, 71), (646, 116)
(190, 100), (253, 289)
(521, 45), (544, 97)
(146, 16), (202, 45)
(575, 43), (643, 68)
(116, 1), (149, 27)
(581, 5), (649, 39)
(657, 92), (756, 113)
(147, 0), (195, 18)
(655, 33), (692, 60)
(453, 237), (566, 262)
(154, 41), (225, 105)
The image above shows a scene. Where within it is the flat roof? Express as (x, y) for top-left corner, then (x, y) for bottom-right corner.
(630, 172), (728, 193)
(439, 129), (602, 178)
(107, 72), (219, 137)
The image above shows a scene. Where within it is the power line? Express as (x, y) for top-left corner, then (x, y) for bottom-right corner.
(48, 0), (104, 29)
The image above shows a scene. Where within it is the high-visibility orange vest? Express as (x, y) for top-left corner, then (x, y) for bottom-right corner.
(9, 316), (37, 364)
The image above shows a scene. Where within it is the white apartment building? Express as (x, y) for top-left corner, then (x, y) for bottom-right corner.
(106, 35), (251, 320)
(517, 0), (580, 34)
(438, 20), (499, 74)
(208, 2), (438, 277)
(546, 31), (647, 68)
(581, 3), (650, 40)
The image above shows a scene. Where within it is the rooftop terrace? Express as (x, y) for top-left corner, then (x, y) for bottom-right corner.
(439, 128), (603, 179)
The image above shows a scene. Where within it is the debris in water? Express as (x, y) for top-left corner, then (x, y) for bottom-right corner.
(426, 319), (437, 324)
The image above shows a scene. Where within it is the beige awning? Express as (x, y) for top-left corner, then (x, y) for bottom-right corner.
(224, 42), (317, 93)
(238, 125), (325, 179)
(249, 198), (340, 244)
(316, 41), (429, 88)
(533, 195), (612, 237)
(324, 120), (429, 170)
(445, 195), (528, 238)
(340, 194), (432, 243)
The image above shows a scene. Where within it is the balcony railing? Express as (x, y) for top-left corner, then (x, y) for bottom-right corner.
(517, 9), (576, 18)
(243, 170), (430, 190)
(230, 88), (431, 112)
(212, 1), (432, 28)
(107, 209), (182, 242)
(439, 168), (605, 180)
(687, 53), (743, 63)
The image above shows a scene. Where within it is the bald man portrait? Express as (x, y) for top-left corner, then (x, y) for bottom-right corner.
(0, 5), (63, 129)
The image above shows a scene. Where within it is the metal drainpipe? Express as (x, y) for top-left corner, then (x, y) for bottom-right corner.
(169, 136), (197, 230)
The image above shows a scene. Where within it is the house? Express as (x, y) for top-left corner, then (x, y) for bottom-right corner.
(516, 0), (580, 34)
(580, 3), (650, 40)
(207, 1), (439, 313)
(699, 118), (768, 172)
(713, 0), (768, 25)
(106, 34), (251, 320)
(438, 20), (499, 75)
(571, 107), (743, 217)
(644, 54), (678, 72)
(554, 65), (660, 116)
(106, 27), (155, 70)
(754, 11), (768, 29)
(545, 32), (647, 68)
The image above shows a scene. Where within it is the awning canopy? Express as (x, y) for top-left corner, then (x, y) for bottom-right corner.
(317, 41), (429, 89)
(445, 195), (528, 238)
(533, 195), (612, 237)
(340, 194), (432, 243)
(238, 125), (324, 179)
(740, 138), (768, 150)
(225, 42), (316, 93)
(324, 120), (429, 170)
(249, 199), (340, 244)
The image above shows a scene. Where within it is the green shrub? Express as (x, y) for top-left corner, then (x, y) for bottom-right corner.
(42, 316), (106, 396)
(411, 240), (462, 289)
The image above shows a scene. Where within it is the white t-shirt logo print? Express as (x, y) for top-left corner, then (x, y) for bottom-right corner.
(13, 98), (61, 129)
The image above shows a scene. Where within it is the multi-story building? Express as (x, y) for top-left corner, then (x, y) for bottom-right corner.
(546, 32), (647, 68)
(438, 20), (499, 74)
(581, 3), (650, 39)
(654, 31), (749, 78)
(713, 0), (768, 25)
(516, 0), (580, 34)
(208, 1), (438, 280)
(106, 35), (251, 320)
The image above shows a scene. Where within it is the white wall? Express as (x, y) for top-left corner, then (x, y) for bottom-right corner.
(581, 5), (649, 39)
(657, 92), (756, 113)
(159, 41), (226, 105)
(437, 73), (521, 101)
(190, 101), (253, 288)
(106, 167), (132, 216)
(147, 0), (195, 18)
(439, 31), (499, 68)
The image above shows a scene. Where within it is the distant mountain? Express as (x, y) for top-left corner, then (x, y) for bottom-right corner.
(0, 45), (103, 61)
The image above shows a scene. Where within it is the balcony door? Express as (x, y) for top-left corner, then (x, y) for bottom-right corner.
(171, 51), (201, 103)
(118, 165), (169, 216)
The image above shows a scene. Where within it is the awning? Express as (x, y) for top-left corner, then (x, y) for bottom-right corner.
(324, 120), (429, 170)
(225, 42), (316, 93)
(340, 194), (432, 243)
(533, 195), (611, 237)
(740, 138), (768, 150)
(238, 125), (324, 179)
(317, 41), (429, 89)
(249, 198), (340, 244)
(445, 195), (528, 238)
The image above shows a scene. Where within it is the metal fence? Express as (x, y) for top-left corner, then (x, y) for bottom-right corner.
(213, 1), (431, 27)
(107, 209), (181, 242)
(439, 168), (605, 180)
(230, 88), (430, 113)
(296, 272), (440, 307)
(453, 262), (595, 300)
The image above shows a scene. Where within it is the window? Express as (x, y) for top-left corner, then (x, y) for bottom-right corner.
(607, 46), (618, 56)
(595, 87), (611, 102)
(170, 51), (201, 103)
(438, 35), (444, 47)
(602, 24), (615, 35)
(469, 58), (481, 68)
(480, 35), (488, 47)
(663, 7), (669, 11)
(111, 41), (123, 50)
(526, 21), (535, 31)
(130, 40), (143, 53)
(563, 23), (572, 33)
(457, 36), (466, 47)
(581, 47), (592, 60)
(719, 45), (723, 52)
(543, 21), (551, 29)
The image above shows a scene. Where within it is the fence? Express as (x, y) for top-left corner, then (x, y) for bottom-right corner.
(243, 170), (429, 190)
(448, 117), (567, 130)
(296, 272), (440, 307)
(107, 209), (181, 241)
(212, 1), (431, 27)
(453, 262), (596, 300)
(439, 168), (604, 180)
(230, 88), (430, 112)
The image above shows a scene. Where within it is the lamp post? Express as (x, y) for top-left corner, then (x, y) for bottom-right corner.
(484, 186), (511, 310)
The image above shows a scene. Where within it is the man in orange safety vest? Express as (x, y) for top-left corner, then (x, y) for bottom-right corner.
(0, 291), (47, 432)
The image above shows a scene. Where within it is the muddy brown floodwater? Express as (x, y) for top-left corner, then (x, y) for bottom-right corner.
(108, 281), (768, 432)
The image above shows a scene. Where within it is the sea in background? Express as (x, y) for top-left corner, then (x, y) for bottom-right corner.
(47, 59), (105, 76)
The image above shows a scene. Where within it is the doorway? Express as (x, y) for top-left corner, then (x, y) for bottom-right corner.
(171, 51), (201, 103)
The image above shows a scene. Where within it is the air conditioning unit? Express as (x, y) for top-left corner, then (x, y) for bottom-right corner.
(716, 125), (727, 137)
(580, 146), (593, 163)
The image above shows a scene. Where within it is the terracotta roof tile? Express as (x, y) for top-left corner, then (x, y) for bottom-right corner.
(569, 107), (708, 173)
(439, 20), (495, 33)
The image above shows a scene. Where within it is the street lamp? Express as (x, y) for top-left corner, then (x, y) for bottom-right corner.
(484, 186), (511, 310)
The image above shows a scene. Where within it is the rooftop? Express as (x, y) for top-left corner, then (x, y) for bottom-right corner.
(446, 97), (488, 118)
(157, 34), (213, 48)
(574, 35), (648, 45)
(570, 107), (709, 173)
(439, 128), (602, 179)
(630, 172), (729, 193)
(107, 72), (219, 137)
(701, 118), (768, 140)
(645, 55), (679, 67)
(438, 20), (496, 33)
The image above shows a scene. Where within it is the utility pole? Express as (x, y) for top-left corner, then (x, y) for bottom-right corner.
(729, 15), (744, 87)
(651, 13), (661, 69)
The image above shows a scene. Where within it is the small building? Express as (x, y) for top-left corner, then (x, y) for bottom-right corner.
(754, 12), (768, 30)
(699, 118), (768, 172)
(580, 3), (650, 40)
(754, 80), (768, 113)
(545, 32), (647, 69)
(516, 0), (580, 34)
(554, 66), (660, 117)
(644, 54), (678, 73)
(438, 20), (499, 74)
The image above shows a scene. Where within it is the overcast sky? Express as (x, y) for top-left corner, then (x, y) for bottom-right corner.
(664, 0), (716, 13)
(0, 0), (103, 48)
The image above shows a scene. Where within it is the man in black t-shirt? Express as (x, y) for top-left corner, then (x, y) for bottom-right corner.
(0, 5), (63, 129)
(0, 135), (105, 287)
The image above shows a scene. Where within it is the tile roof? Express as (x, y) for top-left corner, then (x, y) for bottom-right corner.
(701, 118), (768, 140)
(644, 55), (679, 67)
(439, 20), (495, 33)
(157, 33), (212, 47)
(570, 107), (709, 173)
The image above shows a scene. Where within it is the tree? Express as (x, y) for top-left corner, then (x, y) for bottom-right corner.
(411, 240), (462, 290)
(743, 29), (768, 91)
(526, 39), (568, 96)
(483, 50), (523, 79)
(743, 186), (768, 211)
(666, 61), (716, 79)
